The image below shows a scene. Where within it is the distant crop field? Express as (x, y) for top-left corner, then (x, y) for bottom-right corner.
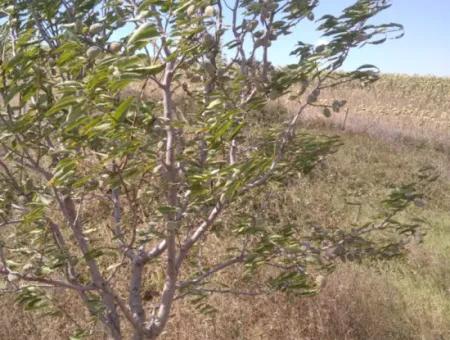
(282, 75), (450, 147)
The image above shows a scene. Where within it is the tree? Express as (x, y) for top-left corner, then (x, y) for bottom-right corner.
(0, 0), (426, 339)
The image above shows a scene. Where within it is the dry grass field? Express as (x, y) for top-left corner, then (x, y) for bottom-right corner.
(1, 75), (450, 339)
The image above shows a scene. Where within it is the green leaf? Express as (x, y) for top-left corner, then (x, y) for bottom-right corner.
(127, 23), (159, 46)
(128, 64), (165, 76)
(69, 329), (89, 340)
(112, 97), (134, 122)
(46, 96), (83, 116)
(84, 248), (104, 261)
(158, 205), (177, 214)
(323, 107), (331, 117)
(207, 99), (222, 110)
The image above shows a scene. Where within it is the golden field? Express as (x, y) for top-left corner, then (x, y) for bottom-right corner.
(251, 74), (449, 149)
(300, 75), (450, 146)
(1, 74), (450, 340)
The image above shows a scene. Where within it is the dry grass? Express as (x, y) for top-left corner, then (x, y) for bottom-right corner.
(161, 128), (450, 340)
(1, 75), (450, 339)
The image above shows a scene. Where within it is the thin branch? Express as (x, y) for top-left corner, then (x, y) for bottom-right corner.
(0, 267), (94, 292)
(0, 219), (23, 228)
(177, 254), (245, 290)
(175, 287), (265, 301)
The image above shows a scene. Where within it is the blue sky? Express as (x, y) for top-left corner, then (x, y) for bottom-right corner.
(268, 0), (450, 76)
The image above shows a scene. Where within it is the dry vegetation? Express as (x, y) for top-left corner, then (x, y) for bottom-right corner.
(288, 74), (450, 147)
(1, 74), (450, 339)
